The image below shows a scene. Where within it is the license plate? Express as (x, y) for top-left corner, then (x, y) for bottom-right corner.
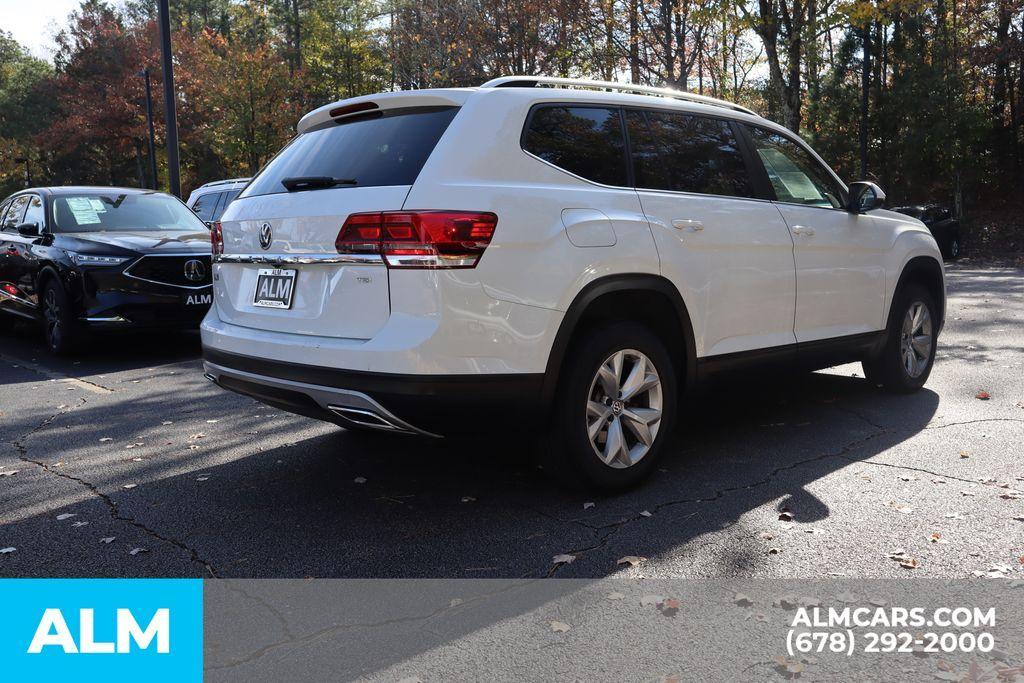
(253, 268), (297, 309)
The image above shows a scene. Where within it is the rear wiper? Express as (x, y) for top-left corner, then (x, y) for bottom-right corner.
(280, 176), (358, 192)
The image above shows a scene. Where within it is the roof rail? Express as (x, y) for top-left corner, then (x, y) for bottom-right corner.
(480, 76), (758, 117)
(198, 178), (251, 190)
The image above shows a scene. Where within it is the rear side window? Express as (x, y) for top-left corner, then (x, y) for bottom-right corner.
(214, 190), (241, 220)
(191, 192), (220, 222)
(242, 106), (459, 197)
(522, 106), (628, 186)
(626, 109), (753, 198)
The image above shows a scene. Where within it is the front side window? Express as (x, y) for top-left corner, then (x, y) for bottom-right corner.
(626, 109), (754, 198)
(51, 193), (207, 233)
(22, 195), (45, 227)
(2, 195), (30, 230)
(522, 105), (628, 186)
(746, 126), (846, 208)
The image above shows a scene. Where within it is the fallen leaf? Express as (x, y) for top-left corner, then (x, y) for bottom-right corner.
(899, 557), (919, 569)
(56, 513), (75, 521)
(778, 510), (794, 522)
(975, 391), (991, 400)
(583, 502), (595, 510)
(768, 547), (781, 555)
(640, 510), (652, 517)
(72, 521), (89, 527)
(196, 476), (210, 482)
(122, 484), (137, 490)
(187, 433), (206, 441)
(0, 547), (15, 554)
(552, 553), (576, 565)
(0, 470), (19, 477)
(461, 496), (476, 503)
(129, 548), (148, 556)
(734, 593), (754, 607)
(657, 598), (680, 616)
(99, 537), (115, 544)
(162, 421), (173, 425)
(929, 532), (949, 544)
(206, 419), (219, 423)
(895, 505), (915, 514)
(617, 555), (647, 566)
(959, 451), (970, 459)
(773, 656), (804, 678)
(99, 437), (113, 442)
(549, 620), (570, 633)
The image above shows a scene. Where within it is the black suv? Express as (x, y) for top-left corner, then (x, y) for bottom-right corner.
(893, 204), (961, 259)
(0, 186), (212, 354)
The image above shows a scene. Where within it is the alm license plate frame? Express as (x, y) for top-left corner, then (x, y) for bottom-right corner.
(253, 268), (297, 309)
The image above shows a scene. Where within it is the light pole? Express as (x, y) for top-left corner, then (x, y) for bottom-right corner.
(156, 0), (181, 197)
(13, 157), (30, 187)
(138, 68), (159, 190)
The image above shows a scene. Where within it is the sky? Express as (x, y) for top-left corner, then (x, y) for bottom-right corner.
(1, 0), (96, 60)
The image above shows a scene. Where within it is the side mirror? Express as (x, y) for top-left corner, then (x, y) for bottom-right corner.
(846, 181), (886, 214)
(16, 222), (41, 237)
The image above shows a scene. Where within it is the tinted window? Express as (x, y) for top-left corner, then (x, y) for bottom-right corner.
(23, 194), (45, 227)
(522, 106), (627, 186)
(213, 190), (241, 220)
(191, 191), (220, 222)
(626, 110), (753, 197)
(0, 200), (11, 227)
(2, 195), (29, 230)
(243, 107), (459, 198)
(51, 193), (207, 233)
(747, 126), (845, 208)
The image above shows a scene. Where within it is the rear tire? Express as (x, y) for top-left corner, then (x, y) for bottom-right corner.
(543, 322), (677, 492)
(862, 283), (937, 393)
(40, 279), (79, 356)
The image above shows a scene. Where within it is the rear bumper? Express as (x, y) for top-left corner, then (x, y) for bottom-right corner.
(202, 347), (544, 437)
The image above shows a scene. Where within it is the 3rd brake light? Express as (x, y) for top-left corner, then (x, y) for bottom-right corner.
(335, 211), (498, 268)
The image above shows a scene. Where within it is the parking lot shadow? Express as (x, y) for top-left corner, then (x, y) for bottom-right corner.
(1, 360), (939, 580)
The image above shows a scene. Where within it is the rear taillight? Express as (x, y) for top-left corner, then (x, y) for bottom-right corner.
(211, 221), (224, 255)
(336, 211), (497, 268)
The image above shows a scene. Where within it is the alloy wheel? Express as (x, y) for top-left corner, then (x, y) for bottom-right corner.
(43, 287), (61, 349)
(586, 349), (663, 468)
(899, 301), (933, 378)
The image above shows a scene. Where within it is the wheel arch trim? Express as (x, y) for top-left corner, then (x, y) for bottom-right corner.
(889, 254), (946, 331)
(541, 274), (697, 407)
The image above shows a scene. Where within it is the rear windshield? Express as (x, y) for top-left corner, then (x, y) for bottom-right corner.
(51, 193), (207, 233)
(241, 106), (459, 198)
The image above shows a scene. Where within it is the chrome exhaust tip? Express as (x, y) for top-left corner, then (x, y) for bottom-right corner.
(327, 405), (414, 434)
(203, 373), (218, 383)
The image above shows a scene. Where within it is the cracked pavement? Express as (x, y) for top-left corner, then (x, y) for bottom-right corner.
(0, 262), (1022, 580)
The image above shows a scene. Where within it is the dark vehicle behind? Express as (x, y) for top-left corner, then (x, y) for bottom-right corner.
(0, 186), (212, 354)
(893, 204), (961, 259)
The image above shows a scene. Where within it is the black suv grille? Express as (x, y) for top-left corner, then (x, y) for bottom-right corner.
(124, 255), (212, 288)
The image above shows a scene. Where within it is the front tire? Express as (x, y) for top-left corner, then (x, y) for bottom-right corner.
(862, 283), (937, 393)
(40, 279), (79, 355)
(544, 322), (677, 492)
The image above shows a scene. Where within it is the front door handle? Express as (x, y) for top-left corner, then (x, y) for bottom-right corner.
(791, 225), (815, 236)
(671, 219), (704, 231)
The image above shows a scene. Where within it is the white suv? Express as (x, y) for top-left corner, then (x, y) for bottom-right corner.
(201, 76), (944, 490)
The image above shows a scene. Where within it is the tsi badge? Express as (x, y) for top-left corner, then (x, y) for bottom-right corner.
(28, 607), (169, 653)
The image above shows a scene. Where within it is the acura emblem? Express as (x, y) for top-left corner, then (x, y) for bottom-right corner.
(183, 259), (206, 282)
(259, 223), (273, 250)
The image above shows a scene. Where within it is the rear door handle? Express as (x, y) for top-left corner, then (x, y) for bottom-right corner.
(791, 225), (815, 236)
(671, 219), (704, 231)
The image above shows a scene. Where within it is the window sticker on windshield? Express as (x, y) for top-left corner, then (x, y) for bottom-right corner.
(66, 198), (101, 225)
(88, 198), (107, 213)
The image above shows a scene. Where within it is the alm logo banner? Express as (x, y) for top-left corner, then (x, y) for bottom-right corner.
(0, 579), (202, 681)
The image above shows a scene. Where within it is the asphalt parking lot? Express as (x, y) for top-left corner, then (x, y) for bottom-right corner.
(1, 263), (1022, 580)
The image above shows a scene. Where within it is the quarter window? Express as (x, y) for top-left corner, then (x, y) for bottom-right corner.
(626, 109), (754, 198)
(746, 126), (846, 209)
(522, 105), (628, 186)
(23, 195), (45, 227)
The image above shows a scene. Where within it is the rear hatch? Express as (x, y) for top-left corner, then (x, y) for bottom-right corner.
(213, 101), (462, 339)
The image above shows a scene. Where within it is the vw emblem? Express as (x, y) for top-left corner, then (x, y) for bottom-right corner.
(183, 259), (206, 282)
(259, 223), (273, 250)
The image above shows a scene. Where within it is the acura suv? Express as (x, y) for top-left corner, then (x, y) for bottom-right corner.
(0, 187), (212, 354)
(201, 76), (945, 490)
